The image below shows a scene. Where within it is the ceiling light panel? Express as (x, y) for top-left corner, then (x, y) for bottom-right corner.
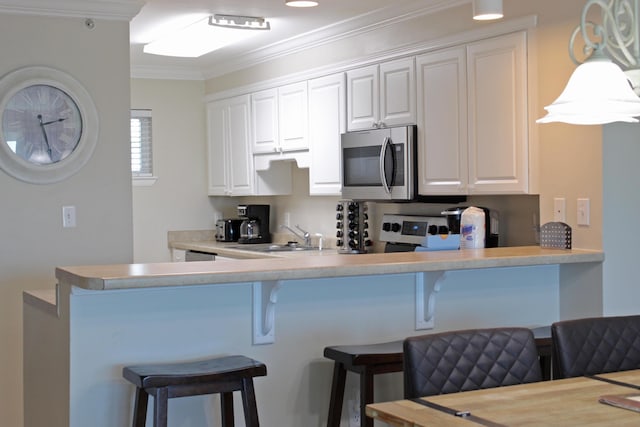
(143, 16), (266, 58)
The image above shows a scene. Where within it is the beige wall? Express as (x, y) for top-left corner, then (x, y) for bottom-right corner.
(0, 13), (133, 426)
(203, 0), (603, 250)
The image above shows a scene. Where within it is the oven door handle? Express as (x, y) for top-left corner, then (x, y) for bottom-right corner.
(379, 136), (393, 194)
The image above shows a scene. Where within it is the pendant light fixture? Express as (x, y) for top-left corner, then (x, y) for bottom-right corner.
(286, 0), (319, 7)
(473, 0), (503, 21)
(538, 0), (640, 125)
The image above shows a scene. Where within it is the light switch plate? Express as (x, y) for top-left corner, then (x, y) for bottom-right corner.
(62, 205), (76, 228)
(577, 198), (590, 226)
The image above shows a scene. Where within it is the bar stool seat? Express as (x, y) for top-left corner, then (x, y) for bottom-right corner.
(122, 354), (266, 427)
(324, 341), (403, 427)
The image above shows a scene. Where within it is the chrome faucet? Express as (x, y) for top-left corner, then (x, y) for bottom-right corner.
(281, 224), (311, 247)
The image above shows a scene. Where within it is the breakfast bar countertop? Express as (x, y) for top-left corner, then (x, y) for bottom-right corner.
(55, 246), (604, 291)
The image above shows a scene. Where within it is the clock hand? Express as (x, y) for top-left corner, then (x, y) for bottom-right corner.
(37, 114), (53, 160)
(42, 117), (67, 126)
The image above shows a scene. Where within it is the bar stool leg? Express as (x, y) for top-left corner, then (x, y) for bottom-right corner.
(241, 378), (260, 427)
(153, 387), (169, 427)
(327, 362), (347, 427)
(220, 392), (235, 427)
(132, 388), (149, 427)
(360, 369), (374, 427)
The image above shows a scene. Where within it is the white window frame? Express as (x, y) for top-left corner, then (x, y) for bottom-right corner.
(130, 109), (157, 186)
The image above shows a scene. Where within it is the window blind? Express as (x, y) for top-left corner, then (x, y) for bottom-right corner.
(130, 109), (153, 177)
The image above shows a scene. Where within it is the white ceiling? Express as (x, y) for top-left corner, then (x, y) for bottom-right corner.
(129, 0), (464, 79)
(0, 0), (466, 80)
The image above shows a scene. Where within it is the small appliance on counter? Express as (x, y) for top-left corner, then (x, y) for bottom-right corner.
(441, 206), (499, 248)
(380, 214), (457, 252)
(237, 204), (271, 244)
(215, 218), (243, 242)
(335, 200), (371, 254)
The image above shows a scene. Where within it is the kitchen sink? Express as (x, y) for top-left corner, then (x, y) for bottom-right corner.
(229, 243), (319, 253)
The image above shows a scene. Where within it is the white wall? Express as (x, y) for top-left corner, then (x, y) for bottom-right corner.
(0, 13), (133, 426)
(602, 123), (640, 315)
(130, 79), (237, 262)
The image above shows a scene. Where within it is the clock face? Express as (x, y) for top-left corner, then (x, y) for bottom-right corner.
(2, 84), (83, 165)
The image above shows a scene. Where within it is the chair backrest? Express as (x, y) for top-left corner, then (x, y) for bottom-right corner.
(403, 327), (542, 398)
(551, 315), (640, 379)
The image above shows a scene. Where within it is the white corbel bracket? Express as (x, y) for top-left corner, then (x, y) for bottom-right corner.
(415, 271), (447, 330)
(252, 280), (282, 345)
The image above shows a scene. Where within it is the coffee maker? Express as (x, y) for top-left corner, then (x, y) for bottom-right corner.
(237, 204), (271, 244)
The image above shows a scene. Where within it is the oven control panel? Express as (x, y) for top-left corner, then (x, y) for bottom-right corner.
(379, 214), (448, 245)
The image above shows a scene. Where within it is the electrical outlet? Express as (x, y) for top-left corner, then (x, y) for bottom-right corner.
(283, 212), (290, 227)
(348, 397), (361, 427)
(553, 198), (566, 222)
(62, 206), (76, 228)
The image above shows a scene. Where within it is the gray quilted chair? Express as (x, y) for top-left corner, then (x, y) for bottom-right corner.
(403, 327), (543, 398)
(551, 315), (640, 379)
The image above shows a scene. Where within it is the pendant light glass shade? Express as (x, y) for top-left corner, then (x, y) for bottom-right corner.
(286, 0), (319, 7)
(473, 0), (503, 21)
(537, 55), (640, 125)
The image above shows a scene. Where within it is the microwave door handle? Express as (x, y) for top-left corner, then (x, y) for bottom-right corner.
(379, 136), (392, 194)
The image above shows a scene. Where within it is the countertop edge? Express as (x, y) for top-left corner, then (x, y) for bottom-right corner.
(54, 246), (605, 291)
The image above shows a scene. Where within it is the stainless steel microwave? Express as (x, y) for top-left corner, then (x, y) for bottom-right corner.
(341, 125), (417, 201)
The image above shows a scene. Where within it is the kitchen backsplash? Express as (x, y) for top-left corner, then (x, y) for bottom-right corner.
(213, 166), (540, 249)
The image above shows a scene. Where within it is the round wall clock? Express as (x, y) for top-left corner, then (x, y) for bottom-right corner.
(0, 66), (99, 184)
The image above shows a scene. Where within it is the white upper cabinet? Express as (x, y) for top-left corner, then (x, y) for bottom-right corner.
(252, 82), (308, 154)
(207, 95), (254, 196)
(278, 81), (308, 152)
(251, 88), (278, 154)
(467, 32), (528, 194)
(346, 57), (416, 131)
(308, 73), (346, 195)
(417, 31), (529, 195)
(416, 47), (468, 195)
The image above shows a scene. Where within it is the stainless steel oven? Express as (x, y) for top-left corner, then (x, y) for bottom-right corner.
(341, 125), (416, 201)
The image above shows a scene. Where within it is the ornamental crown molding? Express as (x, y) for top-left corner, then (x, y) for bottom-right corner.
(0, 0), (143, 21)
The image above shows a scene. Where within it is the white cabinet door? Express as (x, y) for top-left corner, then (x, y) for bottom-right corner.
(417, 31), (529, 196)
(278, 81), (308, 152)
(206, 100), (230, 196)
(251, 88), (278, 154)
(227, 95), (254, 195)
(346, 64), (378, 131)
(416, 47), (468, 195)
(206, 95), (254, 196)
(347, 58), (415, 131)
(308, 73), (345, 195)
(379, 57), (416, 128)
(467, 31), (528, 194)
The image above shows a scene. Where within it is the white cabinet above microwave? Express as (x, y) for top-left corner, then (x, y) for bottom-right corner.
(346, 57), (416, 131)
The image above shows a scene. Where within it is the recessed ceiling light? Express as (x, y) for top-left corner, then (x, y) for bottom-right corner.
(286, 0), (319, 7)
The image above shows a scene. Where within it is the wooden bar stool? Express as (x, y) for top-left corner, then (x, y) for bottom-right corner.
(122, 355), (267, 427)
(531, 325), (552, 380)
(324, 341), (403, 427)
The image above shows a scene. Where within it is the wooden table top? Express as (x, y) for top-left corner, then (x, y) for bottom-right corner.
(367, 370), (640, 426)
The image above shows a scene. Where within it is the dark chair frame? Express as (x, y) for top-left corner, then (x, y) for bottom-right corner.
(324, 341), (403, 427)
(403, 327), (543, 399)
(551, 315), (640, 379)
